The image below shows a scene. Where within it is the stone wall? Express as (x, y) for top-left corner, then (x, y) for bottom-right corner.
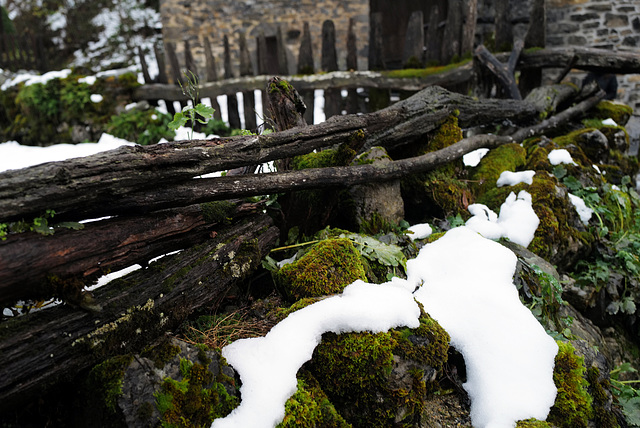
(546, 0), (640, 110)
(159, 0), (369, 80)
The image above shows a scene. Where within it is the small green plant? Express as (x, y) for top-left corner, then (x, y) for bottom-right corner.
(107, 108), (175, 145)
(610, 363), (640, 426)
(168, 70), (215, 140)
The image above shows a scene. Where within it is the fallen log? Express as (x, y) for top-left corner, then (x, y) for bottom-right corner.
(81, 89), (606, 216)
(0, 212), (278, 412)
(0, 199), (263, 309)
(0, 85), (540, 223)
(512, 46), (640, 74)
(474, 40), (524, 99)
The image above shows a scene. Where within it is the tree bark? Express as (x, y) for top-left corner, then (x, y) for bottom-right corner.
(0, 200), (263, 308)
(0, 85), (540, 223)
(0, 213), (279, 413)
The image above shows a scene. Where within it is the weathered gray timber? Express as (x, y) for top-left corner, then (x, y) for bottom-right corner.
(0, 213), (278, 413)
(0, 85), (540, 223)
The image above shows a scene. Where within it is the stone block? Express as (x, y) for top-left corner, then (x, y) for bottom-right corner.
(622, 36), (638, 46)
(605, 13), (629, 27)
(587, 3), (612, 12)
(633, 17), (640, 32)
(570, 12), (600, 22)
(568, 35), (588, 45)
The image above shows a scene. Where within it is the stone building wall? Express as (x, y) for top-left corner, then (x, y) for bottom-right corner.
(159, 0), (369, 80)
(546, 0), (640, 110)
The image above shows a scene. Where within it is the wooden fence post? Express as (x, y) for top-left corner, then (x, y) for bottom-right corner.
(494, 0), (512, 51)
(224, 35), (242, 129)
(368, 13), (390, 112)
(520, 0), (546, 97)
(203, 37), (223, 121)
(369, 12), (385, 71)
(442, 0), (463, 64)
(276, 26), (289, 74)
(239, 33), (257, 131)
(461, 0), (478, 58)
(403, 10), (424, 68)
(298, 21), (315, 124)
(425, 5), (442, 64)
(346, 17), (359, 114)
(138, 46), (152, 84)
(322, 20), (341, 119)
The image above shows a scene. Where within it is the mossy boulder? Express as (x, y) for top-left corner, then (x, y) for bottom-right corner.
(479, 173), (592, 270)
(548, 341), (594, 428)
(553, 128), (609, 164)
(274, 238), (367, 301)
(470, 143), (527, 197)
(592, 100), (633, 126)
(308, 308), (450, 427)
(82, 338), (239, 428)
(278, 370), (352, 428)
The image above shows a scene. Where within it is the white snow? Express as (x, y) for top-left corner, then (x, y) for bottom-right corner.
(568, 193), (594, 225)
(466, 191), (540, 248)
(0, 135), (135, 172)
(463, 148), (490, 167)
(212, 281), (421, 428)
(602, 118), (618, 126)
(548, 149), (578, 166)
(411, 227), (558, 428)
(90, 94), (103, 103)
(213, 223), (557, 428)
(407, 223), (433, 240)
(1, 69), (72, 91)
(496, 170), (535, 187)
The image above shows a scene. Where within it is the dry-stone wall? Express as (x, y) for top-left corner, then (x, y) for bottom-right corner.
(547, 0), (640, 110)
(159, 0), (369, 79)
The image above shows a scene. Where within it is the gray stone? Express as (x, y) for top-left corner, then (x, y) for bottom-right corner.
(570, 12), (600, 22)
(623, 36), (638, 47)
(587, 3), (612, 12)
(568, 35), (588, 45)
(633, 17), (640, 32)
(605, 13), (629, 27)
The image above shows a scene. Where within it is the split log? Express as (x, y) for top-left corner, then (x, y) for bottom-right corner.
(0, 85), (540, 223)
(0, 200), (263, 308)
(0, 213), (279, 412)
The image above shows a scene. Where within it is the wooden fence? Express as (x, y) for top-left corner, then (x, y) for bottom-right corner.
(0, 33), (47, 72)
(134, 9), (486, 130)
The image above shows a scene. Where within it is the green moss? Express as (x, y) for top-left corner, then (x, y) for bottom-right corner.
(308, 307), (450, 426)
(277, 371), (352, 427)
(269, 78), (295, 95)
(272, 297), (323, 322)
(592, 100), (633, 126)
(200, 201), (236, 224)
(292, 142), (357, 170)
(423, 170), (475, 218)
(480, 173), (592, 263)
(516, 419), (552, 427)
(391, 306), (450, 370)
(471, 143), (527, 197)
(155, 361), (238, 427)
(275, 238), (367, 300)
(548, 341), (594, 428)
(141, 338), (181, 369)
(586, 367), (620, 428)
(86, 354), (134, 412)
(382, 58), (471, 78)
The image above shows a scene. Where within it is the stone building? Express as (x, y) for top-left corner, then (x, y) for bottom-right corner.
(159, 0), (639, 108)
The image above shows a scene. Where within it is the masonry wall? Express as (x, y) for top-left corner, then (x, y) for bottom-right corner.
(546, 0), (640, 110)
(159, 0), (369, 80)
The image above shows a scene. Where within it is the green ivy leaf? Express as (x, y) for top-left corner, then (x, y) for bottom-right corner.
(194, 103), (215, 120)
(168, 112), (188, 130)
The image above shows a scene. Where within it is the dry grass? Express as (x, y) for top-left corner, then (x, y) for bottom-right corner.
(181, 307), (277, 350)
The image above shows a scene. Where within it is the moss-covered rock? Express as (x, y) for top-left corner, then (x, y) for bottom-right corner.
(548, 341), (594, 428)
(553, 128), (609, 164)
(479, 172), (592, 269)
(277, 370), (352, 428)
(592, 100), (633, 126)
(274, 238), (367, 301)
(308, 308), (450, 427)
(470, 143), (527, 197)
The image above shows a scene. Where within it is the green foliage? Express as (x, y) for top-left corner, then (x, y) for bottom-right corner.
(610, 363), (640, 426)
(107, 108), (175, 145)
(0, 209), (84, 240)
(570, 176), (640, 315)
(168, 71), (215, 140)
